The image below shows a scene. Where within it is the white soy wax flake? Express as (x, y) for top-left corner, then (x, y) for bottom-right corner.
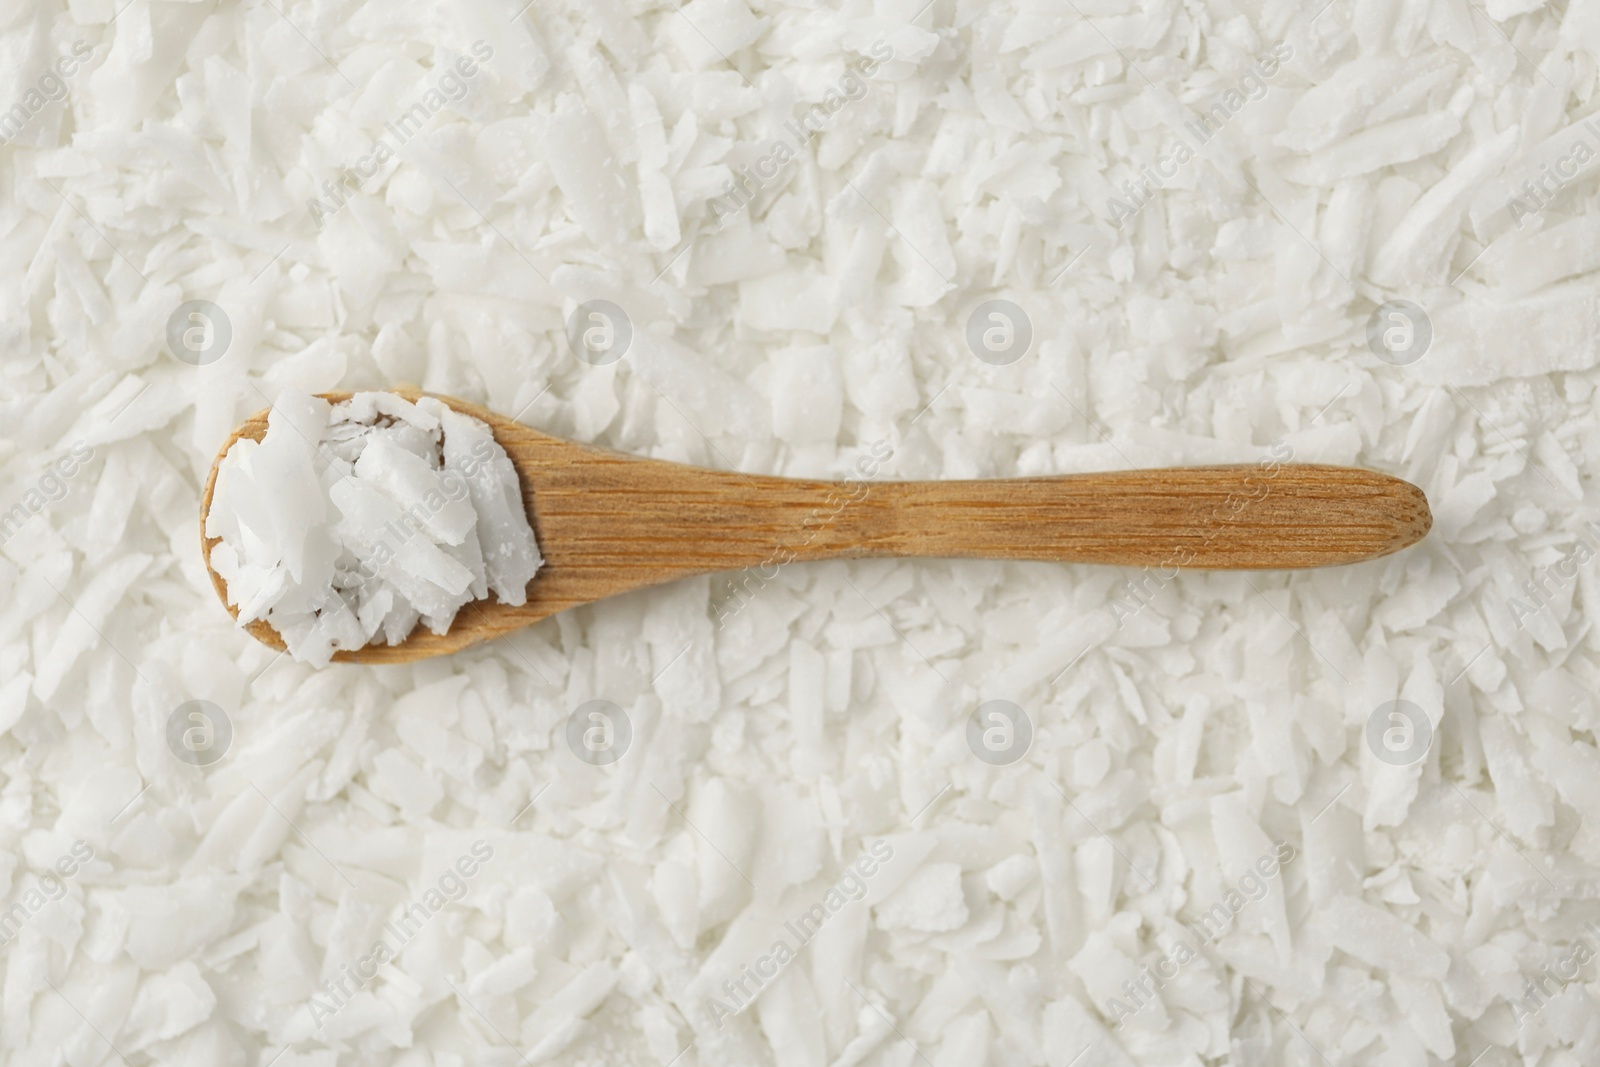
(14, 3), (1600, 1065)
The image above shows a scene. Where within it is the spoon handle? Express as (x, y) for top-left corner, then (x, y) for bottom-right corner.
(520, 447), (1429, 617)
(817, 464), (1430, 569)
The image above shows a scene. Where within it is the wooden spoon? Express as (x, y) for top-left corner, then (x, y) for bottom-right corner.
(201, 391), (1431, 664)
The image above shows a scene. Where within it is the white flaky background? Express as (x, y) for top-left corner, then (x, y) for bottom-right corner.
(2, 0), (1598, 1064)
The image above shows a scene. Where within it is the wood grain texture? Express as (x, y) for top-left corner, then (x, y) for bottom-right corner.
(201, 392), (1432, 663)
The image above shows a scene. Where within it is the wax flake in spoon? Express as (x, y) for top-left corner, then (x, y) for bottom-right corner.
(206, 391), (542, 666)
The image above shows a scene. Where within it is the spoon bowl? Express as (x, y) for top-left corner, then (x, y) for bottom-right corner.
(202, 391), (1432, 664)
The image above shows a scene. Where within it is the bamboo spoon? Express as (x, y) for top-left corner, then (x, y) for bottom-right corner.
(201, 392), (1431, 664)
